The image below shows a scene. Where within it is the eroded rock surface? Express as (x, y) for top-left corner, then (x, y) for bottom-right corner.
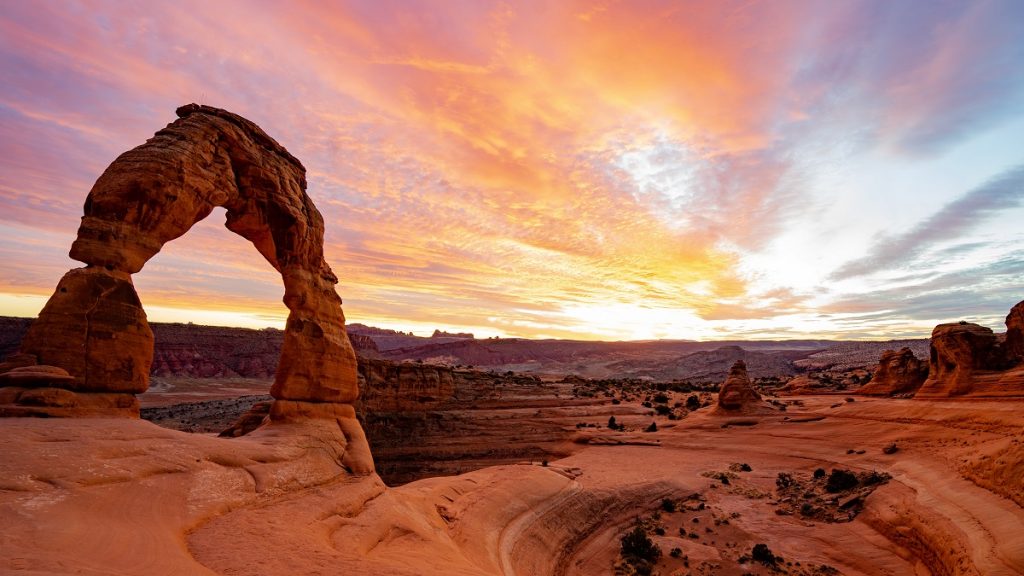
(1, 105), (362, 442)
(858, 348), (928, 397)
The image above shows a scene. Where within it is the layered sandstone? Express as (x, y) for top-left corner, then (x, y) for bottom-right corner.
(858, 347), (928, 396)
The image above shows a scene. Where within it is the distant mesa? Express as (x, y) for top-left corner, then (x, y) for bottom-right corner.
(711, 360), (776, 416)
(857, 347), (927, 397)
(431, 329), (475, 339)
(0, 104), (372, 470)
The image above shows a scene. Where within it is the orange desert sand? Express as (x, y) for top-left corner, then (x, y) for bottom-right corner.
(2, 396), (1024, 575)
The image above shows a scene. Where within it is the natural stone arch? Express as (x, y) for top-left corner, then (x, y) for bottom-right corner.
(4, 105), (359, 417)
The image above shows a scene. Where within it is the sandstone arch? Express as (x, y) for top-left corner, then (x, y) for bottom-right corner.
(3, 105), (359, 420)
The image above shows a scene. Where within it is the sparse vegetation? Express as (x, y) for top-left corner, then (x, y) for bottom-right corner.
(751, 543), (777, 566)
(825, 469), (859, 493)
(620, 523), (661, 574)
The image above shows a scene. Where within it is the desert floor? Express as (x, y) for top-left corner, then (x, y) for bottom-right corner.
(2, 395), (1022, 575)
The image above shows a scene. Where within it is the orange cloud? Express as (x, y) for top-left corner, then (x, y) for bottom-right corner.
(2, 0), (1021, 339)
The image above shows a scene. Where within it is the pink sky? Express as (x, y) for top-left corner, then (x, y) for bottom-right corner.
(1, 0), (1023, 340)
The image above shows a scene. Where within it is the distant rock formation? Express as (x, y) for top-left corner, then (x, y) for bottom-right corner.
(357, 357), (456, 411)
(711, 360), (775, 415)
(776, 375), (824, 396)
(0, 106), (371, 466)
(431, 329), (474, 339)
(857, 348), (928, 396)
(916, 300), (1024, 398)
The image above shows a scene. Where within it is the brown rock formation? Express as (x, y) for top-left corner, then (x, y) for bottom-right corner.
(358, 358), (456, 411)
(1, 105), (363, 442)
(711, 360), (775, 415)
(1006, 300), (1024, 366)
(858, 348), (928, 397)
(916, 323), (998, 397)
(915, 301), (1024, 398)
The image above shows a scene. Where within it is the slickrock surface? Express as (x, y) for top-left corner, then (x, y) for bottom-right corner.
(857, 347), (928, 396)
(3, 396), (1023, 575)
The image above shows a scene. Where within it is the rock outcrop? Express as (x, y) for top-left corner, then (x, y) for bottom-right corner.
(917, 323), (998, 397)
(858, 348), (928, 397)
(358, 358), (456, 411)
(916, 301), (1024, 398)
(711, 360), (775, 415)
(0, 105), (367, 457)
(1006, 301), (1024, 366)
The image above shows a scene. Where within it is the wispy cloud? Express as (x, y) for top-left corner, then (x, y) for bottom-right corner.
(0, 0), (1022, 338)
(831, 164), (1024, 280)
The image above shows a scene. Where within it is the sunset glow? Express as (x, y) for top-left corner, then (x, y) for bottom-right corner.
(1, 0), (1022, 339)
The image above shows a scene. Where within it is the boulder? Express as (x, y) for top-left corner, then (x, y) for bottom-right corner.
(857, 348), (927, 396)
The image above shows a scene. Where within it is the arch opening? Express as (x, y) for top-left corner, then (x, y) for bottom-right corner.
(1, 105), (360, 423)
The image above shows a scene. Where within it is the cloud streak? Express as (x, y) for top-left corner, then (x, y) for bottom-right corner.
(1, 0), (1023, 339)
(831, 164), (1024, 280)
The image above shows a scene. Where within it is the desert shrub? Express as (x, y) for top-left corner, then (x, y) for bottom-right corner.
(660, 498), (676, 513)
(655, 404), (672, 415)
(825, 469), (859, 493)
(751, 543), (777, 566)
(776, 472), (794, 489)
(813, 468), (826, 479)
(653, 393), (670, 404)
(645, 421), (658, 432)
(686, 395), (701, 410)
(608, 416), (618, 429)
(669, 547), (682, 558)
(653, 526), (665, 536)
(620, 525), (662, 563)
